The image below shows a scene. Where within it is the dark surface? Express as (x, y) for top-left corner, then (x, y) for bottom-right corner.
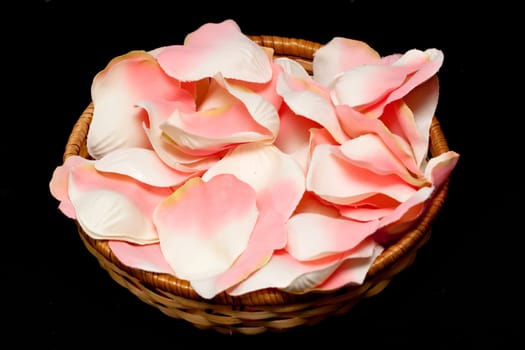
(5, 0), (521, 348)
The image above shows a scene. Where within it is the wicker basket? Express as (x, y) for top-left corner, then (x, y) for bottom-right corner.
(62, 35), (451, 335)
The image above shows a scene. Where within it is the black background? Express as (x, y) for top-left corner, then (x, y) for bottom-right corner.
(5, 0), (522, 348)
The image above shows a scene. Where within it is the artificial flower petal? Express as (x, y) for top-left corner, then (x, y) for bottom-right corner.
(69, 163), (171, 243)
(190, 143), (305, 298)
(312, 37), (381, 88)
(49, 155), (94, 219)
(95, 147), (198, 187)
(286, 212), (379, 260)
(156, 19), (272, 83)
(154, 174), (258, 280)
(88, 50), (183, 159)
(307, 144), (417, 205)
(277, 67), (348, 144)
(227, 249), (341, 296)
(313, 239), (384, 290)
(109, 241), (175, 275)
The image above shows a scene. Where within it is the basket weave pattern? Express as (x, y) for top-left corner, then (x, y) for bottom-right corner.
(63, 36), (450, 335)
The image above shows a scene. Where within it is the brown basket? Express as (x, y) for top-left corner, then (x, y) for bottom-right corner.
(62, 35), (451, 335)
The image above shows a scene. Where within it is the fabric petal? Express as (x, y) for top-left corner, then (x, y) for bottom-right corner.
(95, 147), (198, 187)
(109, 241), (175, 275)
(154, 174), (258, 280)
(285, 212), (379, 260)
(313, 239), (384, 290)
(312, 37), (381, 87)
(307, 144), (417, 205)
(339, 133), (427, 187)
(88, 50), (182, 159)
(140, 99), (222, 172)
(49, 155), (93, 219)
(190, 143), (306, 297)
(277, 69), (348, 144)
(69, 163), (171, 243)
(424, 150), (460, 188)
(156, 19), (272, 83)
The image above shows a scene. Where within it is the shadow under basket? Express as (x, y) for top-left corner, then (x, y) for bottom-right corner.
(62, 35), (451, 335)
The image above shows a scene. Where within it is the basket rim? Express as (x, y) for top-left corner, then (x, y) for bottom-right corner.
(62, 35), (451, 307)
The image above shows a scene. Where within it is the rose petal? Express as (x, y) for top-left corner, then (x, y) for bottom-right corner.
(154, 174), (258, 280)
(312, 37), (381, 87)
(95, 147), (198, 187)
(190, 143), (305, 298)
(285, 212), (379, 260)
(307, 144), (417, 205)
(313, 239), (384, 290)
(109, 241), (175, 275)
(88, 50), (183, 159)
(69, 163), (171, 243)
(156, 19), (272, 83)
(277, 68), (348, 144)
(49, 155), (93, 219)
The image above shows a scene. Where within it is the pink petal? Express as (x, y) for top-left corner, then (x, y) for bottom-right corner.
(274, 104), (319, 172)
(314, 239), (384, 290)
(49, 155), (93, 219)
(331, 63), (410, 108)
(159, 76), (276, 154)
(68, 163), (171, 243)
(336, 105), (422, 176)
(307, 144), (417, 205)
(339, 133), (427, 187)
(384, 76), (439, 167)
(189, 143), (305, 297)
(95, 147), (199, 187)
(88, 50), (183, 159)
(154, 174), (258, 280)
(313, 37), (382, 87)
(277, 68), (348, 144)
(227, 249), (341, 296)
(156, 19), (272, 83)
(140, 99), (223, 172)
(285, 212), (379, 260)
(109, 241), (175, 275)
(424, 151), (460, 187)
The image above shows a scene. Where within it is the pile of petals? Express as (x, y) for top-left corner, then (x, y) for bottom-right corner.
(50, 19), (459, 299)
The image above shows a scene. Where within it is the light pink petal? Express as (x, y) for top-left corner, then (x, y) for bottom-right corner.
(190, 143), (305, 297)
(95, 147), (199, 187)
(377, 186), (434, 232)
(227, 249), (341, 296)
(424, 151), (460, 187)
(158, 76), (276, 154)
(109, 241), (175, 275)
(140, 99), (222, 172)
(68, 163), (171, 243)
(277, 69), (349, 144)
(307, 144), (417, 205)
(336, 105), (421, 176)
(88, 50), (183, 159)
(190, 209), (287, 299)
(274, 104), (319, 172)
(339, 133), (427, 187)
(156, 19), (272, 83)
(229, 238), (380, 295)
(330, 64), (410, 108)
(49, 155), (94, 219)
(314, 239), (384, 290)
(384, 49), (444, 105)
(285, 212), (379, 260)
(313, 37), (381, 87)
(384, 76), (439, 167)
(336, 193), (399, 221)
(154, 175), (258, 280)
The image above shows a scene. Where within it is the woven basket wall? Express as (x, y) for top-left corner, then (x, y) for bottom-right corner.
(62, 35), (451, 335)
